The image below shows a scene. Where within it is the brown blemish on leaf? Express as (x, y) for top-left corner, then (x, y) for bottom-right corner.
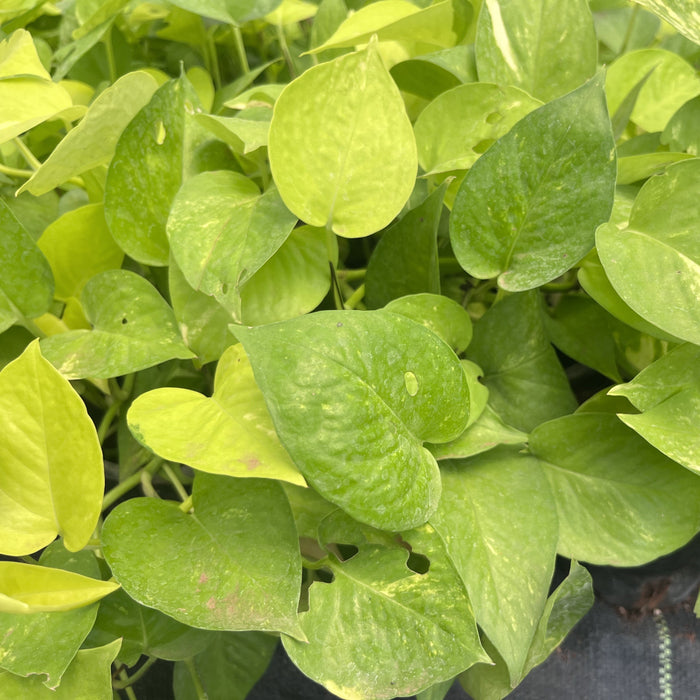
(198, 572), (209, 584)
(206, 597), (216, 610)
(241, 455), (261, 470)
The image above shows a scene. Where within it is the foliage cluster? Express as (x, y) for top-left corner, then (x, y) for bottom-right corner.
(1, 0), (700, 698)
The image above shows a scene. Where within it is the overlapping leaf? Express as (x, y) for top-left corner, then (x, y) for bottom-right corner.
(236, 310), (469, 530)
(475, 0), (597, 102)
(597, 159), (700, 345)
(127, 344), (306, 485)
(450, 75), (616, 291)
(40, 270), (194, 379)
(531, 412), (700, 565)
(101, 473), (305, 637)
(268, 40), (417, 237)
(609, 343), (700, 473)
(0, 341), (103, 555)
(283, 513), (488, 699)
(433, 449), (559, 683)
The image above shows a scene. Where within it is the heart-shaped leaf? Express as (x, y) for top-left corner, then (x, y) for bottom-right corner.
(609, 343), (700, 473)
(127, 344), (306, 485)
(235, 310), (470, 530)
(283, 514), (488, 699)
(101, 473), (305, 638)
(450, 74), (615, 291)
(0, 341), (103, 555)
(531, 412), (700, 565)
(432, 448), (559, 683)
(597, 159), (700, 346)
(40, 269), (194, 379)
(269, 40), (417, 237)
(167, 170), (297, 320)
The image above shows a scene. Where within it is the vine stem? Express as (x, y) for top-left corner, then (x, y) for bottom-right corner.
(276, 23), (296, 77)
(97, 400), (121, 445)
(113, 657), (157, 689)
(102, 458), (162, 511)
(0, 163), (34, 179)
(336, 268), (366, 282)
(184, 658), (208, 700)
(163, 464), (190, 503)
(231, 24), (250, 74)
(13, 137), (41, 170)
(344, 284), (365, 310)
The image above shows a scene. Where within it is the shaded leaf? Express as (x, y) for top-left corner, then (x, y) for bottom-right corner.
(531, 412), (700, 565)
(466, 292), (577, 432)
(450, 74), (615, 291)
(40, 270), (194, 379)
(102, 473), (305, 637)
(609, 343), (700, 472)
(631, 0), (700, 44)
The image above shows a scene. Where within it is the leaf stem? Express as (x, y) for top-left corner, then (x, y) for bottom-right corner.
(163, 464), (190, 503)
(13, 137), (41, 171)
(97, 400), (121, 445)
(276, 23), (297, 78)
(184, 658), (208, 700)
(344, 284), (365, 310)
(104, 26), (117, 84)
(116, 668), (138, 699)
(231, 24), (250, 75)
(112, 657), (158, 689)
(0, 162), (34, 179)
(179, 494), (194, 513)
(102, 458), (162, 511)
(207, 28), (222, 90)
(336, 268), (366, 282)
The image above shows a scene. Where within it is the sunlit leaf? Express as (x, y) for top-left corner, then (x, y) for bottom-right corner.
(0, 341), (103, 555)
(269, 40), (417, 237)
(102, 473), (305, 638)
(127, 344), (306, 485)
(235, 310), (469, 530)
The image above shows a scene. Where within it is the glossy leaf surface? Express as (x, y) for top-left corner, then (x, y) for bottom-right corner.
(0, 341), (103, 555)
(414, 83), (541, 175)
(0, 542), (100, 688)
(40, 270), (194, 379)
(283, 516), (488, 699)
(450, 75), (615, 291)
(0, 562), (118, 614)
(167, 171), (296, 319)
(236, 310), (470, 530)
(269, 42), (417, 237)
(475, 0), (597, 102)
(597, 159), (700, 345)
(105, 76), (200, 265)
(609, 343), (700, 472)
(434, 450), (558, 682)
(102, 473), (304, 637)
(631, 0), (700, 43)
(531, 413), (700, 565)
(18, 71), (158, 196)
(128, 344), (306, 485)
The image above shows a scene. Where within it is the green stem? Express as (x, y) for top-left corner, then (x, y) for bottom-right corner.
(184, 658), (208, 700)
(102, 458), (162, 511)
(231, 24), (250, 74)
(116, 668), (138, 700)
(207, 28), (222, 90)
(276, 23), (296, 78)
(620, 4), (639, 55)
(13, 137), (41, 170)
(109, 373), (135, 403)
(97, 400), (121, 445)
(113, 657), (157, 689)
(336, 269), (366, 282)
(344, 284), (365, 310)
(104, 26), (117, 84)
(0, 163), (34, 179)
(179, 494), (194, 513)
(163, 464), (190, 503)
